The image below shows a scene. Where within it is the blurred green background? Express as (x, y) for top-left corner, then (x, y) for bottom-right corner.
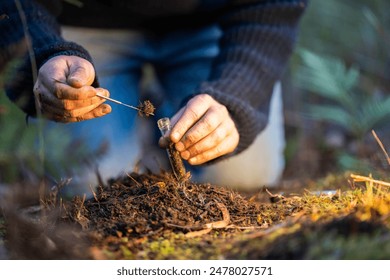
(1, 0), (389, 185)
(284, 0), (390, 179)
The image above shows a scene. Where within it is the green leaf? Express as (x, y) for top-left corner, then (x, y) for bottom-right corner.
(337, 152), (373, 173)
(296, 49), (360, 111)
(344, 67), (360, 92)
(307, 104), (357, 134)
(357, 96), (390, 133)
(362, 7), (380, 29)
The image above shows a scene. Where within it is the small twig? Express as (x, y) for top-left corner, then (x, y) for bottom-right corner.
(76, 194), (86, 220)
(126, 173), (142, 187)
(89, 185), (99, 204)
(265, 188), (285, 203)
(185, 228), (212, 238)
(15, 0), (46, 198)
(185, 202), (231, 238)
(95, 166), (105, 187)
(204, 202), (230, 229)
(372, 130), (390, 165)
(167, 202), (231, 238)
(14, 0), (37, 85)
(245, 211), (305, 239)
(140, 227), (164, 238)
(225, 225), (268, 230)
(350, 174), (390, 187)
(165, 222), (203, 231)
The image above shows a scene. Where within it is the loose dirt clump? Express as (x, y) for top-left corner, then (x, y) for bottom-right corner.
(137, 100), (155, 117)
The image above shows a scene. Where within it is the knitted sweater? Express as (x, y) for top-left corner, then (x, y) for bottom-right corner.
(0, 0), (307, 157)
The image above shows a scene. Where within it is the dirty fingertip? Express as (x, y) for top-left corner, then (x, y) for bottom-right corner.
(171, 131), (181, 143)
(188, 157), (198, 165)
(181, 150), (190, 160)
(175, 142), (185, 152)
(102, 88), (110, 97)
(102, 104), (111, 114)
(68, 76), (83, 88)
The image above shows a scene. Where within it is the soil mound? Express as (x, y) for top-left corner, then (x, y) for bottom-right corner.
(62, 172), (301, 240)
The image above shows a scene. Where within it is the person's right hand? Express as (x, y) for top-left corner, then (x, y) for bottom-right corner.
(33, 55), (111, 122)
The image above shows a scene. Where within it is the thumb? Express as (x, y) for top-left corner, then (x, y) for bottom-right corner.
(67, 58), (95, 88)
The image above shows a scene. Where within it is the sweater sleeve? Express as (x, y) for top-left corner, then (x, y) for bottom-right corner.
(197, 0), (307, 158)
(0, 0), (95, 116)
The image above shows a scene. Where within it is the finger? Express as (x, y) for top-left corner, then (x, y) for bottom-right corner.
(40, 88), (109, 110)
(180, 123), (231, 160)
(65, 104), (112, 122)
(187, 133), (239, 165)
(41, 95), (107, 118)
(38, 73), (98, 100)
(44, 104), (111, 123)
(62, 89), (108, 110)
(170, 94), (212, 143)
(67, 101), (106, 118)
(40, 102), (71, 118)
(67, 60), (95, 88)
(38, 73), (66, 90)
(54, 83), (98, 100)
(175, 106), (224, 152)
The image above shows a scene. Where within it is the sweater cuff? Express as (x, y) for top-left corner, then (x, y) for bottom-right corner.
(5, 41), (98, 117)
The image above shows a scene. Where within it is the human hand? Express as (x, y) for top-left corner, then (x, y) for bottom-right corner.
(33, 55), (111, 122)
(159, 94), (239, 165)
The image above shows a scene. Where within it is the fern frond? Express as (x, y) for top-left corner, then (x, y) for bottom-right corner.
(296, 49), (359, 111)
(358, 96), (390, 133)
(307, 104), (357, 134)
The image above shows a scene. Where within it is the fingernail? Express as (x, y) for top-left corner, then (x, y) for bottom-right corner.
(102, 105), (111, 114)
(69, 76), (81, 85)
(181, 151), (190, 160)
(188, 157), (197, 164)
(172, 132), (180, 142)
(97, 89), (109, 97)
(175, 142), (185, 152)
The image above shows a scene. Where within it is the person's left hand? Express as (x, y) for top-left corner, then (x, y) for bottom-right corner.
(159, 94), (239, 165)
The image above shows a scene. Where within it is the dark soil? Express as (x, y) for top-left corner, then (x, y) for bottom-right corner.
(59, 172), (304, 256)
